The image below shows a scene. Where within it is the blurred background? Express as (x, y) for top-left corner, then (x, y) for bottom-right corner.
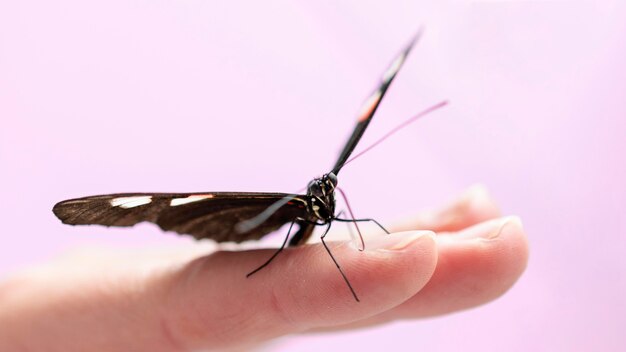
(1, 0), (624, 351)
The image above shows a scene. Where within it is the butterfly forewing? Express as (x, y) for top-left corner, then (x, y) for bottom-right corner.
(331, 32), (421, 174)
(53, 192), (309, 242)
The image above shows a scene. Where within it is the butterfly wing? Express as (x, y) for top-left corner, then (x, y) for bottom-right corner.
(52, 192), (309, 242)
(331, 31), (422, 174)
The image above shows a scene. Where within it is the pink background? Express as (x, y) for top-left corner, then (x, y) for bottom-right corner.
(1, 1), (625, 351)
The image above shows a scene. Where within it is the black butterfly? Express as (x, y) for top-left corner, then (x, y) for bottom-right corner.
(53, 32), (446, 301)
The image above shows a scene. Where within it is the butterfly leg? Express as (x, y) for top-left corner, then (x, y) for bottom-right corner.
(320, 222), (360, 302)
(335, 187), (365, 251)
(333, 217), (390, 234)
(335, 210), (361, 248)
(246, 219), (297, 277)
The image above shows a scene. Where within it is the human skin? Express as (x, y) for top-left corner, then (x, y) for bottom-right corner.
(0, 186), (528, 351)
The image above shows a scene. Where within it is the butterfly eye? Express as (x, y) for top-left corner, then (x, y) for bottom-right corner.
(307, 180), (323, 198)
(327, 173), (338, 188)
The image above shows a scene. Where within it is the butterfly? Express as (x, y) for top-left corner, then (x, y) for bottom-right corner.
(52, 31), (447, 301)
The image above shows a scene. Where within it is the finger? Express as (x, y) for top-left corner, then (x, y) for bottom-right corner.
(323, 216), (529, 330)
(158, 231), (438, 350)
(391, 216), (528, 317)
(0, 251), (190, 352)
(392, 184), (501, 233)
(0, 233), (437, 351)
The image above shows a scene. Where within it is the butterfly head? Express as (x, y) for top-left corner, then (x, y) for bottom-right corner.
(306, 172), (338, 221)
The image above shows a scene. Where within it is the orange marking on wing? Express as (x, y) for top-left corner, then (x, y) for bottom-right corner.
(357, 89), (382, 122)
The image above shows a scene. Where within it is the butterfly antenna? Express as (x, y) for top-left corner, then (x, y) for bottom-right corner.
(342, 100), (448, 168)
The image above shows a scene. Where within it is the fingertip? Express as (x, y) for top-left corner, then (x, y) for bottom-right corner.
(489, 216), (529, 283)
(464, 184), (500, 214)
(476, 215), (529, 280)
(413, 216), (529, 316)
(438, 215), (529, 278)
(394, 185), (501, 233)
(464, 215), (529, 305)
(450, 184), (502, 229)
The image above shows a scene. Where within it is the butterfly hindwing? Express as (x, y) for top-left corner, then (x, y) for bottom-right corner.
(53, 192), (309, 242)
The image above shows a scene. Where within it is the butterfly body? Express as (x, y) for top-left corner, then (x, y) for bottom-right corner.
(304, 172), (337, 223)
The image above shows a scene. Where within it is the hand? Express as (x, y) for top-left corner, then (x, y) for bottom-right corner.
(0, 186), (528, 351)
